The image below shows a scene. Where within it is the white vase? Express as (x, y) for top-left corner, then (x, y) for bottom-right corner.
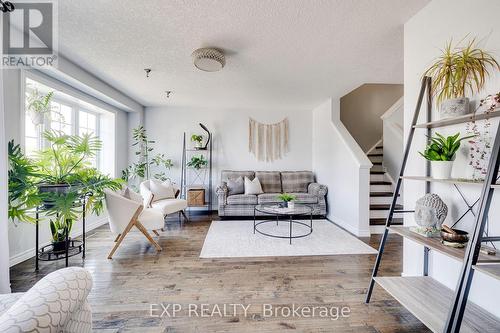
(30, 112), (44, 126)
(431, 161), (454, 179)
(288, 201), (295, 209)
(439, 97), (469, 119)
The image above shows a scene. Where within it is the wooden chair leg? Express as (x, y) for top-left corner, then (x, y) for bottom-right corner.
(113, 234), (121, 242)
(181, 210), (189, 222)
(108, 205), (143, 259)
(135, 221), (162, 252)
(153, 229), (160, 236)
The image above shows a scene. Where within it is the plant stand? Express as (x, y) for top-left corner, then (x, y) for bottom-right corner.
(35, 195), (88, 271)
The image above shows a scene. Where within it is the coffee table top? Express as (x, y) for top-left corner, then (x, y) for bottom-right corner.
(255, 204), (313, 216)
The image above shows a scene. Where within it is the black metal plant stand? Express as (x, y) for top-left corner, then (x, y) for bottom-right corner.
(35, 194), (88, 271)
(365, 76), (500, 333)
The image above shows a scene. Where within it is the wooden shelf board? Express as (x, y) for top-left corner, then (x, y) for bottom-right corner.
(401, 176), (483, 186)
(389, 226), (500, 263)
(413, 110), (500, 129)
(474, 264), (500, 281)
(374, 276), (500, 333)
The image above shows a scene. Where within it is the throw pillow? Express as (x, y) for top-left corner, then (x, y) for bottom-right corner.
(145, 193), (155, 208)
(149, 179), (175, 201)
(227, 176), (244, 195)
(244, 176), (264, 195)
(123, 186), (143, 203)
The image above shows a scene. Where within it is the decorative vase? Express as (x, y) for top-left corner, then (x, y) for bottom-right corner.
(30, 112), (44, 126)
(439, 97), (469, 119)
(412, 193), (448, 237)
(279, 202), (288, 208)
(431, 161), (454, 179)
(288, 201), (295, 209)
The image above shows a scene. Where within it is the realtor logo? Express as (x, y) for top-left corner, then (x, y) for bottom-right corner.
(2, 0), (58, 67)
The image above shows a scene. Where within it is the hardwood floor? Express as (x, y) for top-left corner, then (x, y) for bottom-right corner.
(10, 214), (430, 332)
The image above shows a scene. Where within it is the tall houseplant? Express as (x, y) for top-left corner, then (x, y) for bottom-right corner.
(8, 131), (123, 251)
(423, 38), (499, 119)
(122, 126), (173, 186)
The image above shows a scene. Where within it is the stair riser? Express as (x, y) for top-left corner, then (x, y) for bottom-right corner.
(370, 184), (392, 192)
(370, 196), (402, 205)
(369, 156), (383, 162)
(370, 165), (384, 172)
(370, 174), (385, 182)
(370, 210), (405, 219)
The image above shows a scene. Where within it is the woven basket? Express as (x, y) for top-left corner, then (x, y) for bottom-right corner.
(187, 188), (205, 206)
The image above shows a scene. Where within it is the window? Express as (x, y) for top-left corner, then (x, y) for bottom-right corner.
(24, 77), (116, 176)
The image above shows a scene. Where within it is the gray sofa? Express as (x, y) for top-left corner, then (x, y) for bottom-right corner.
(216, 170), (327, 217)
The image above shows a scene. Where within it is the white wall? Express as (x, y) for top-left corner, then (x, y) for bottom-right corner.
(143, 106), (312, 201)
(404, 0), (500, 317)
(382, 97), (404, 183)
(5, 67), (136, 266)
(312, 99), (372, 236)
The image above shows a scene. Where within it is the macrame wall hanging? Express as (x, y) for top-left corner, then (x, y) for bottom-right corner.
(249, 117), (289, 162)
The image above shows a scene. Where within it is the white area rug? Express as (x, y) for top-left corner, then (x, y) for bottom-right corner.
(200, 220), (377, 258)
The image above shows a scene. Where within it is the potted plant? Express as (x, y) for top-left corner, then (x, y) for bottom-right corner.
(423, 38), (499, 119)
(122, 126), (173, 187)
(191, 134), (204, 149)
(277, 193), (296, 208)
(187, 155), (208, 170)
(8, 132), (123, 252)
(26, 89), (54, 126)
(419, 132), (474, 179)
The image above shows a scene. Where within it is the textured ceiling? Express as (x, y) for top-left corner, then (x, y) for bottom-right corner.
(57, 0), (430, 109)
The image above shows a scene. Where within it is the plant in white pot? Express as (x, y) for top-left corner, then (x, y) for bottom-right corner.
(277, 193), (296, 208)
(191, 134), (204, 149)
(419, 132), (474, 179)
(26, 89), (54, 126)
(423, 38), (499, 119)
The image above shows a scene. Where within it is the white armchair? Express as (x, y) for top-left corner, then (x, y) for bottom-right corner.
(104, 188), (164, 259)
(140, 179), (188, 221)
(0, 267), (93, 333)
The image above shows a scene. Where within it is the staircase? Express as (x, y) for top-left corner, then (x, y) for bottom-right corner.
(368, 145), (403, 230)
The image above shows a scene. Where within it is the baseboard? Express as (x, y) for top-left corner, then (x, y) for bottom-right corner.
(9, 217), (109, 267)
(327, 215), (371, 238)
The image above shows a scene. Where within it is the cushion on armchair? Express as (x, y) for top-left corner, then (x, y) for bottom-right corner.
(281, 171), (315, 193)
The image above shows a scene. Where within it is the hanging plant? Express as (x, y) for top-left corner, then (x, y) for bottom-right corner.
(26, 89), (54, 126)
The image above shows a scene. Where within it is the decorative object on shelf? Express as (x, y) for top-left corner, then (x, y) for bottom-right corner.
(26, 89), (54, 126)
(191, 134), (204, 149)
(249, 117), (289, 162)
(441, 224), (469, 247)
(412, 193), (448, 237)
(466, 92), (500, 180)
(192, 47), (225, 72)
(181, 124), (213, 213)
(187, 188), (205, 207)
(419, 132), (474, 179)
(423, 38), (499, 119)
(277, 193), (296, 208)
(187, 155), (208, 170)
(122, 126), (173, 187)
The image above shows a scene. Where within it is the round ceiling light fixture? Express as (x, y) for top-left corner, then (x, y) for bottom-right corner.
(192, 47), (225, 72)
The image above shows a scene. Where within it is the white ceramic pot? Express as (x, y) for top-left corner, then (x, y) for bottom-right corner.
(30, 112), (44, 126)
(431, 161), (454, 179)
(439, 97), (469, 119)
(288, 201), (295, 209)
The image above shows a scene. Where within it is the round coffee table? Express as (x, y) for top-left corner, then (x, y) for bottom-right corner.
(253, 204), (313, 244)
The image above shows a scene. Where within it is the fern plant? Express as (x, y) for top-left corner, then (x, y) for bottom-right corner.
(277, 193), (296, 202)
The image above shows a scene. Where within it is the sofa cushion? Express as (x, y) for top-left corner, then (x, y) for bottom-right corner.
(255, 171), (282, 193)
(151, 198), (187, 215)
(281, 171), (315, 193)
(258, 192), (318, 204)
(221, 170), (255, 182)
(227, 176), (244, 195)
(227, 194), (258, 205)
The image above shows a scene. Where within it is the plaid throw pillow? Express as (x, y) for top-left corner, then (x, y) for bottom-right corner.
(255, 171), (282, 193)
(281, 171), (314, 193)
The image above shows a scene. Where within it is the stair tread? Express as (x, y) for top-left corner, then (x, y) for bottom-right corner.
(370, 181), (392, 185)
(368, 153), (383, 157)
(370, 170), (385, 174)
(370, 192), (399, 197)
(370, 218), (403, 226)
(372, 162), (383, 165)
(370, 204), (403, 210)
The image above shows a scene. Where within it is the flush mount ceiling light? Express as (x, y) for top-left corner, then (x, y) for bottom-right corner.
(192, 47), (225, 72)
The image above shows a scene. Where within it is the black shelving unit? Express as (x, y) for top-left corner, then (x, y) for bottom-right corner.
(180, 127), (213, 213)
(365, 76), (500, 332)
(35, 194), (89, 271)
